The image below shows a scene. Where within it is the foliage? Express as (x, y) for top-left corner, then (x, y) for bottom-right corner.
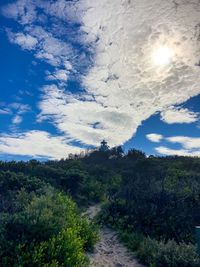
(0, 187), (98, 266)
(16, 228), (89, 267)
(1, 147), (200, 266)
(139, 237), (199, 267)
(118, 230), (199, 267)
(101, 156), (200, 243)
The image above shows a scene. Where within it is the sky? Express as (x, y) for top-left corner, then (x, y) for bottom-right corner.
(1, 0), (200, 160)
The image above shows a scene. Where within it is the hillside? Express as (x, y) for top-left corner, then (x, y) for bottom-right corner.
(0, 147), (200, 266)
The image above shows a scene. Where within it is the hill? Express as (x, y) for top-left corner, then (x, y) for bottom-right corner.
(0, 147), (200, 266)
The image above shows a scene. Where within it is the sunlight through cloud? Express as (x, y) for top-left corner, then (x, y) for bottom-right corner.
(152, 45), (174, 66)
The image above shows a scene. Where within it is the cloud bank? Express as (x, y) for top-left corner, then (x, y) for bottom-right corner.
(147, 133), (200, 156)
(1, 0), (200, 158)
(160, 106), (199, 124)
(0, 131), (82, 159)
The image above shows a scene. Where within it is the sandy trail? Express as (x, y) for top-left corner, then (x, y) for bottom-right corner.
(84, 205), (144, 267)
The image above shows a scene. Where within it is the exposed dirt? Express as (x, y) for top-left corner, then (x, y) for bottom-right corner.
(84, 205), (144, 267)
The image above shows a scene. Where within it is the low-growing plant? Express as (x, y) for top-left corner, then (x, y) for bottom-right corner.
(118, 230), (199, 267)
(100, 204), (199, 267)
(0, 188), (99, 266)
(118, 230), (143, 251)
(154, 239), (199, 267)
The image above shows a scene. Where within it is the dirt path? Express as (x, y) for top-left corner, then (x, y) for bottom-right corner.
(84, 205), (144, 267)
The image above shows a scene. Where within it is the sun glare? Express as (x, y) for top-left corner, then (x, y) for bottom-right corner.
(152, 46), (173, 66)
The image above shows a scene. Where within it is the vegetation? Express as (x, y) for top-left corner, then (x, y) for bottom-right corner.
(0, 145), (200, 266)
(0, 170), (98, 266)
(118, 230), (199, 267)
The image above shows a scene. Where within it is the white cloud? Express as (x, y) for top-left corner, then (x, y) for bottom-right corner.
(37, 1), (81, 23)
(46, 69), (69, 82)
(146, 133), (163, 143)
(155, 146), (200, 156)
(31, 26), (73, 67)
(1, 0), (37, 25)
(7, 26), (73, 68)
(161, 106), (199, 124)
(2, 0), (200, 157)
(12, 115), (22, 124)
(0, 131), (82, 159)
(25, 0), (200, 147)
(7, 103), (31, 125)
(0, 103), (30, 118)
(38, 85), (135, 147)
(70, 0), (200, 145)
(154, 135), (200, 157)
(8, 32), (38, 50)
(9, 103), (30, 114)
(0, 108), (11, 115)
(167, 136), (200, 150)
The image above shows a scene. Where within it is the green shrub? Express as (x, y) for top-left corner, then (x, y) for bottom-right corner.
(118, 230), (199, 267)
(118, 230), (143, 251)
(155, 239), (199, 267)
(17, 228), (89, 267)
(0, 188), (99, 266)
(134, 236), (158, 265)
(79, 219), (100, 251)
(138, 237), (199, 267)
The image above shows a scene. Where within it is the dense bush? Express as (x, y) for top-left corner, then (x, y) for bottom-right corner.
(1, 148), (200, 266)
(0, 171), (46, 212)
(102, 158), (200, 243)
(119, 230), (199, 267)
(0, 187), (98, 266)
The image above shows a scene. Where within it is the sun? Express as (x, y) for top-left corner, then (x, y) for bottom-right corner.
(152, 46), (173, 66)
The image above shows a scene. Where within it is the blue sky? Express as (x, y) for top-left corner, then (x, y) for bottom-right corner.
(1, 0), (200, 160)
